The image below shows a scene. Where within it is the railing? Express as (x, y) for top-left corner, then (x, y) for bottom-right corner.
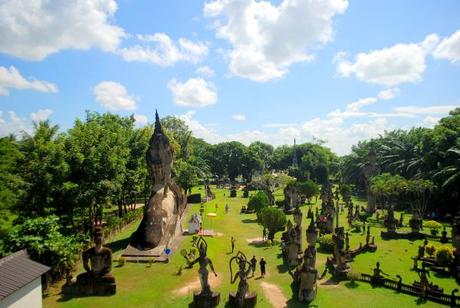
(357, 273), (460, 306)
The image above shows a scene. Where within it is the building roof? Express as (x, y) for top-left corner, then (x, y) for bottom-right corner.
(0, 250), (50, 300)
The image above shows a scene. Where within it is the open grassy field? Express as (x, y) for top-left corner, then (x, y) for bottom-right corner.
(43, 186), (458, 307)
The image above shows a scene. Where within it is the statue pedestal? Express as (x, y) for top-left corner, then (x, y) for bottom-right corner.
(63, 278), (116, 296)
(228, 292), (257, 308)
(193, 291), (220, 308)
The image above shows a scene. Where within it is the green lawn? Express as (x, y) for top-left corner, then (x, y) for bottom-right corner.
(43, 187), (457, 307)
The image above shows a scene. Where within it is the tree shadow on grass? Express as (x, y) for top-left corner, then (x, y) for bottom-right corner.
(286, 299), (319, 308)
(106, 236), (131, 254)
(344, 281), (359, 289)
(241, 218), (258, 224)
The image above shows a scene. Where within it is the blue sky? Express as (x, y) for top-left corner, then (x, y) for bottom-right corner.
(0, 0), (459, 155)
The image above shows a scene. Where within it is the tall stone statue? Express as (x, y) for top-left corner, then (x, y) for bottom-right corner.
(229, 251), (257, 308)
(64, 227), (116, 295)
(128, 111), (187, 251)
(362, 150), (380, 213)
(190, 237), (220, 307)
(284, 206), (303, 266)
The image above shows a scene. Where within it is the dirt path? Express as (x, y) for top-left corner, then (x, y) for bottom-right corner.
(246, 237), (264, 244)
(172, 274), (221, 296)
(260, 281), (287, 308)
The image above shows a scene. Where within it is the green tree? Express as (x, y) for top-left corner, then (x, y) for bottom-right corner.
(247, 191), (269, 213)
(1, 215), (85, 279)
(0, 137), (24, 224)
(17, 121), (71, 219)
(257, 207), (287, 241)
(296, 180), (319, 204)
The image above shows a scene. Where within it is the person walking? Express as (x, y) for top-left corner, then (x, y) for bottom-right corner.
(262, 228), (267, 241)
(260, 257), (267, 278)
(231, 236), (236, 253)
(225, 203), (229, 214)
(250, 256), (257, 276)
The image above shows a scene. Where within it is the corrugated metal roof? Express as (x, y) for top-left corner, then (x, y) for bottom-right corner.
(0, 250), (50, 300)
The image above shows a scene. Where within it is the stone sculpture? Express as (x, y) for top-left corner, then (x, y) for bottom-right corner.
(362, 150), (380, 213)
(229, 251), (257, 308)
(64, 227), (116, 295)
(190, 237), (220, 307)
(127, 111), (187, 253)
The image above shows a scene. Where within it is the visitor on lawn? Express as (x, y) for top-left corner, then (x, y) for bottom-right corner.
(231, 236), (236, 253)
(260, 257), (267, 278)
(250, 256), (257, 276)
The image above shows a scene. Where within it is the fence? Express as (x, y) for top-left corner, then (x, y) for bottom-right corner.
(358, 273), (460, 307)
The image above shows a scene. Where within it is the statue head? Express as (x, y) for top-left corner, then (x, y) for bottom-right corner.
(146, 110), (174, 186)
(93, 227), (103, 247)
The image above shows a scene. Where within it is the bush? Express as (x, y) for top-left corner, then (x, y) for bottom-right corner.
(435, 246), (454, 266)
(257, 207), (286, 241)
(2, 216), (87, 280)
(425, 244), (436, 257)
(247, 191), (269, 213)
(318, 234), (334, 253)
(187, 193), (201, 203)
(358, 212), (370, 222)
(117, 257), (126, 267)
(423, 220), (442, 234)
(352, 221), (363, 232)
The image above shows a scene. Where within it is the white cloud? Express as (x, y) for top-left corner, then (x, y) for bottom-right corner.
(133, 114), (148, 126)
(30, 109), (53, 122)
(393, 105), (458, 115)
(232, 114), (246, 121)
(93, 81), (137, 111)
(433, 30), (460, 64)
(0, 66), (58, 96)
(346, 97), (377, 112)
(196, 66), (215, 77)
(204, 0), (348, 82)
(0, 0), (124, 60)
(118, 33), (208, 66)
(378, 87), (399, 100)
(422, 116), (441, 128)
(336, 34), (439, 86)
(168, 77), (217, 107)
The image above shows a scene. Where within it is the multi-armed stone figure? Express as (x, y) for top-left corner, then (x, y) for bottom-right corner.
(229, 251), (257, 308)
(190, 237), (220, 307)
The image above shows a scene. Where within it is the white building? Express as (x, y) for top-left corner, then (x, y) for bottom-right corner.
(0, 250), (50, 308)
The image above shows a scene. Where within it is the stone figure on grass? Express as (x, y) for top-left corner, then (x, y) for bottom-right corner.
(190, 237), (220, 307)
(229, 251), (257, 307)
(64, 227), (116, 295)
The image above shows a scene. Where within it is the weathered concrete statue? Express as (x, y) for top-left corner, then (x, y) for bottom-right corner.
(362, 150), (380, 213)
(64, 227), (116, 295)
(229, 251), (257, 308)
(191, 237), (220, 307)
(129, 111), (187, 251)
(285, 206), (302, 266)
(297, 251), (318, 303)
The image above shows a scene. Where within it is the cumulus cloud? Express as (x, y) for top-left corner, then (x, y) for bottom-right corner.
(204, 0), (348, 82)
(118, 33), (208, 66)
(378, 87), (399, 100)
(0, 109), (56, 136)
(133, 114), (148, 126)
(0, 0), (124, 60)
(30, 109), (53, 122)
(393, 105), (458, 115)
(422, 116), (441, 128)
(346, 97), (377, 112)
(168, 77), (217, 107)
(196, 66), (215, 77)
(0, 66), (58, 96)
(93, 81), (137, 111)
(432, 30), (460, 64)
(232, 114), (246, 121)
(336, 34), (439, 86)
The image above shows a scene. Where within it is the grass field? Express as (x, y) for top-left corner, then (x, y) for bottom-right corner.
(43, 186), (458, 307)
